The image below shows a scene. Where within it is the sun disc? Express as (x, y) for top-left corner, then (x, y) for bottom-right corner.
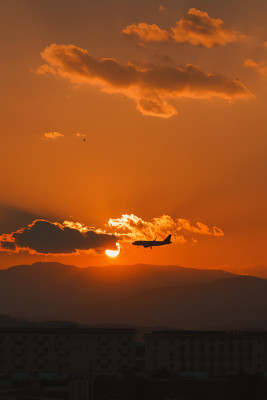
(105, 243), (120, 258)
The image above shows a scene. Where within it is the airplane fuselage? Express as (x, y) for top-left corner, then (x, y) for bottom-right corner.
(132, 235), (172, 249)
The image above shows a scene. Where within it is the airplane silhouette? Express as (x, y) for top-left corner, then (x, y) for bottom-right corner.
(132, 235), (172, 249)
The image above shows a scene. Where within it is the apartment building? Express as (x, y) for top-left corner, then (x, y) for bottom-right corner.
(145, 331), (267, 377)
(2, 328), (267, 380)
(0, 327), (136, 377)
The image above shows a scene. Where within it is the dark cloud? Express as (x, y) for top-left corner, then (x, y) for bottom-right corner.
(37, 44), (252, 118)
(0, 220), (117, 255)
(0, 241), (16, 251)
(152, 53), (177, 67)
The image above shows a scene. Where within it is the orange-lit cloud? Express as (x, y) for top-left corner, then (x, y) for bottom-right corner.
(0, 220), (117, 255)
(172, 8), (240, 47)
(76, 132), (86, 138)
(122, 8), (241, 48)
(36, 64), (56, 75)
(244, 58), (267, 78)
(37, 44), (251, 118)
(101, 214), (224, 244)
(0, 214), (224, 256)
(122, 23), (171, 42)
(44, 132), (64, 140)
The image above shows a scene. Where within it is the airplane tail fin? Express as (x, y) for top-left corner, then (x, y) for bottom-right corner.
(164, 234), (172, 243)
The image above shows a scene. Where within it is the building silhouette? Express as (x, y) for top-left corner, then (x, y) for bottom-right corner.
(145, 331), (267, 377)
(1, 328), (267, 380)
(0, 327), (136, 379)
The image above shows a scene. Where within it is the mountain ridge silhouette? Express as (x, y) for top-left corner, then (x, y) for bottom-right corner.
(1, 262), (266, 330)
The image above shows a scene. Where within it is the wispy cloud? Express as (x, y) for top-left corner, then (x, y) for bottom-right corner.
(76, 132), (86, 138)
(122, 8), (243, 48)
(44, 132), (64, 140)
(98, 214), (224, 243)
(244, 58), (267, 79)
(37, 44), (251, 118)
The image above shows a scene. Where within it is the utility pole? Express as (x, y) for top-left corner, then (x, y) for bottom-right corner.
(170, 351), (174, 379)
(89, 370), (94, 400)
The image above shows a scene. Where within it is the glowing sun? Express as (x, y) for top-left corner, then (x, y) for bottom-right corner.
(105, 243), (120, 258)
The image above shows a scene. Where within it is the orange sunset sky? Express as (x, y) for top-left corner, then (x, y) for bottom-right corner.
(0, 0), (266, 272)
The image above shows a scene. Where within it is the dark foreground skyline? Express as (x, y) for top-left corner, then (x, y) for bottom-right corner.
(1, 262), (267, 399)
(1, 325), (267, 400)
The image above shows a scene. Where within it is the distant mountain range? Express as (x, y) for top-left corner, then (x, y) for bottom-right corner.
(1, 262), (267, 330)
(88, 276), (267, 330)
